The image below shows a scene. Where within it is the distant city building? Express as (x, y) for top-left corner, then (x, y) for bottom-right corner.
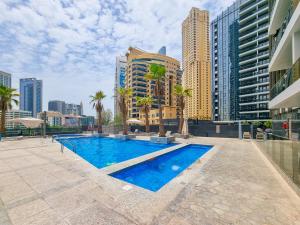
(0, 71), (11, 88)
(20, 78), (43, 118)
(65, 103), (83, 116)
(1, 110), (32, 129)
(48, 100), (83, 115)
(114, 56), (127, 116)
(126, 47), (182, 119)
(37, 111), (64, 127)
(64, 115), (81, 127)
(211, 0), (245, 121)
(80, 115), (95, 128)
(139, 106), (177, 125)
(182, 8), (212, 120)
(268, 0), (300, 138)
(158, 46), (166, 55)
(238, 0), (270, 120)
(48, 100), (66, 114)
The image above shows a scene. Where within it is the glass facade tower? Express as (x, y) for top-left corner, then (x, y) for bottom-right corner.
(20, 78), (43, 118)
(238, 0), (270, 120)
(211, 0), (245, 121)
(114, 56), (127, 116)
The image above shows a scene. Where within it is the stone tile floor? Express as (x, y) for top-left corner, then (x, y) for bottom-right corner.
(0, 137), (299, 225)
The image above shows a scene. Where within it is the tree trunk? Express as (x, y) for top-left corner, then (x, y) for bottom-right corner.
(122, 101), (128, 135)
(178, 106), (184, 134)
(97, 110), (102, 133)
(157, 81), (165, 137)
(122, 113), (128, 135)
(145, 108), (150, 133)
(0, 108), (6, 133)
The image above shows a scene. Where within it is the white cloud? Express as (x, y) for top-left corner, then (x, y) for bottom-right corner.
(0, 0), (235, 115)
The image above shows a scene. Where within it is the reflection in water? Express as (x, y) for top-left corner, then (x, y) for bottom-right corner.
(256, 134), (300, 189)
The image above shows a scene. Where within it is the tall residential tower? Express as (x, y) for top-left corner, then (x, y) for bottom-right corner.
(114, 56), (127, 116)
(268, 0), (300, 138)
(125, 47), (182, 120)
(211, 1), (245, 121)
(182, 8), (211, 120)
(20, 78), (43, 117)
(238, 0), (270, 120)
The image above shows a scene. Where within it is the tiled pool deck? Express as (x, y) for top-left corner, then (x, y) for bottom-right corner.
(0, 137), (300, 225)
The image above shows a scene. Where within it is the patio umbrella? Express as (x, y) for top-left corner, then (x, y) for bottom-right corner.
(127, 118), (144, 125)
(7, 118), (43, 128)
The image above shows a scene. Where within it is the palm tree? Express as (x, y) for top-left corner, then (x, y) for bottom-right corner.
(145, 64), (166, 137)
(0, 86), (19, 133)
(173, 84), (192, 134)
(136, 96), (153, 133)
(90, 91), (106, 133)
(118, 87), (132, 135)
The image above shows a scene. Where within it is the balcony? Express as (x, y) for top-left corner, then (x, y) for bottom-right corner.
(270, 4), (294, 58)
(269, 1), (300, 71)
(240, 68), (269, 80)
(269, 58), (300, 108)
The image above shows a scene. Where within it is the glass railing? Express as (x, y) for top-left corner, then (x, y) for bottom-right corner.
(255, 132), (300, 190)
(270, 58), (300, 99)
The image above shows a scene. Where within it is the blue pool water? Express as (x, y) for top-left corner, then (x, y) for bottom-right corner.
(110, 144), (212, 191)
(58, 137), (176, 168)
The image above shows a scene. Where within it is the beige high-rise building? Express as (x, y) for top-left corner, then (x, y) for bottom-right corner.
(125, 47), (182, 119)
(182, 8), (212, 120)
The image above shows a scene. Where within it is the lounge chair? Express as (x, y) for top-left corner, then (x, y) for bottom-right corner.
(256, 132), (264, 140)
(243, 132), (251, 140)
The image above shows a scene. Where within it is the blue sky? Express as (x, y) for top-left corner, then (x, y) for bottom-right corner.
(0, 0), (235, 116)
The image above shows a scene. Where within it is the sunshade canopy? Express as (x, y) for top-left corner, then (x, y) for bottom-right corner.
(7, 118), (43, 128)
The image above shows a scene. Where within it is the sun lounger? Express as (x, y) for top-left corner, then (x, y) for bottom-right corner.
(243, 132), (251, 140)
(256, 132), (264, 140)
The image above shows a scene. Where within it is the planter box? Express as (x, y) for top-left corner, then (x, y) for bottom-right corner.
(115, 134), (136, 140)
(150, 136), (175, 144)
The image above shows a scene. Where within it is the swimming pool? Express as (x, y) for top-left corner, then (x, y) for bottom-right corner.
(58, 137), (176, 168)
(110, 144), (212, 191)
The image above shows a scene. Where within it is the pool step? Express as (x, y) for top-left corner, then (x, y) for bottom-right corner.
(101, 143), (188, 174)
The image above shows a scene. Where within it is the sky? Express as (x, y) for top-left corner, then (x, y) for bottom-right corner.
(0, 0), (235, 116)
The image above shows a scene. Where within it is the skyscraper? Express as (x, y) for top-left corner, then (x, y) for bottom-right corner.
(126, 47), (182, 119)
(65, 103), (83, 115)
(211, 1), (245, 121)
(0, 71), (11, 88)
(48, 100), (66, 114)
(182, 8), (212, 120)
(114, 56), (127, 116)
(238, 0), (270, 120)
(48, 100), (82, 115)
(20, 78), (43, 117)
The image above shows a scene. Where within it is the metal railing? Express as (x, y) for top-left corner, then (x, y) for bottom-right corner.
(55, 137), (77, 153)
